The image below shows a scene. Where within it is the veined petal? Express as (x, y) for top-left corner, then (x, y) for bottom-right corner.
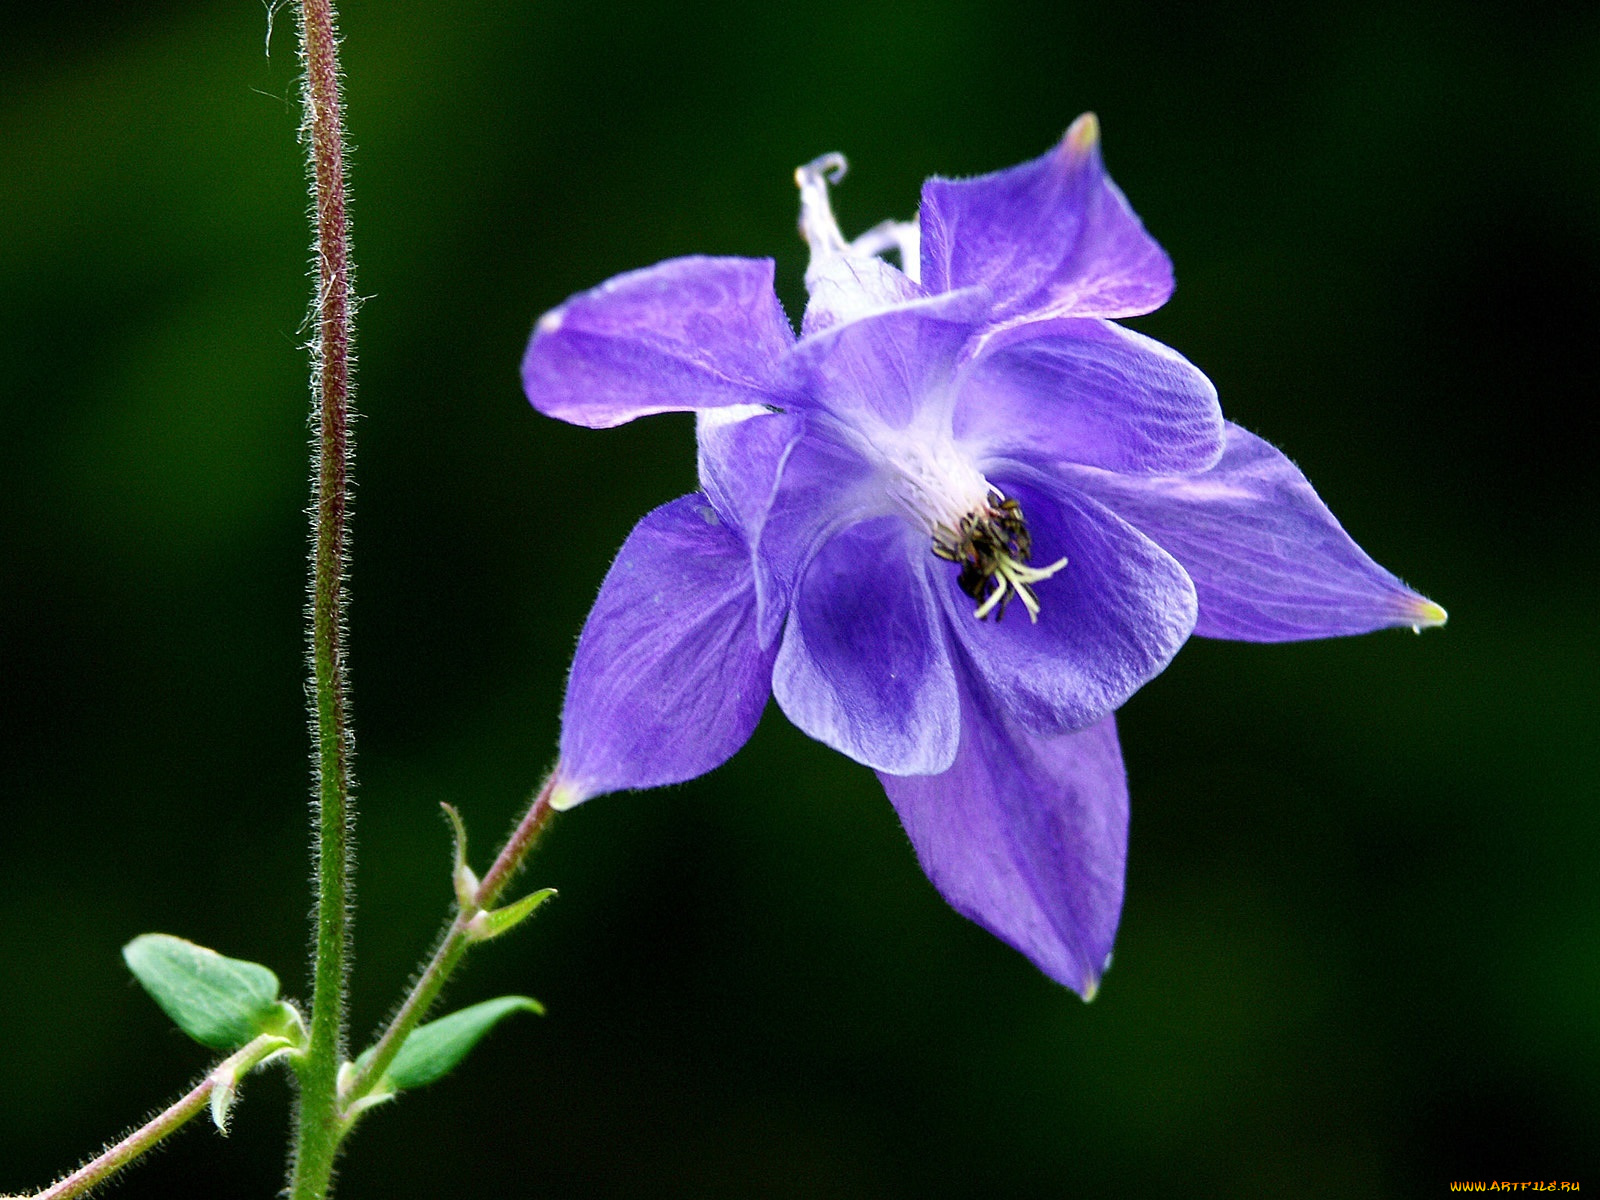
(801, 253), (923, 337)
(939, 473), (1197, 734)
(522, 256), (795, 429)
(696, 406), (806, 547)
(919, 114), (1174, 326)
(878, 674), (1127, 998)
(773, 517), (960, 774)
(558, 494), (776, 804)
(784, 289), (990, 432)
(1065, 423), (1447, 641)
(697, 409), (880, 646)
(957, 317), (1224, 475)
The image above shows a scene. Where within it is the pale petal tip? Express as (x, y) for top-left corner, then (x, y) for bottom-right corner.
(1064, 112), (1101, 158)
(535, 307), (565, 336)
(1408, 596), (1448, 631)
(1080, 950), (1113, 1002)
(548, 778), (589, 811)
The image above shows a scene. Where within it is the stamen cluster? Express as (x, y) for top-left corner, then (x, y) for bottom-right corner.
(932, 492), (1068, 623)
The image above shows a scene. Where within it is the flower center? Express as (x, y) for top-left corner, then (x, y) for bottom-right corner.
(931, 492), (1068, 623)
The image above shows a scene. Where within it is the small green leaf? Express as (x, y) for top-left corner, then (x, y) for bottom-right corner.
(361, 996), (543, 1091)
(123, 934), (283, 1051)
(466, 887), (556, 943)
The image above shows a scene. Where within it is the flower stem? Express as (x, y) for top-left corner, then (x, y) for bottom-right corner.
(339, 777), (560, 1106)
(27, 1035), (291, 1200)
(288, 0), (356, 1194)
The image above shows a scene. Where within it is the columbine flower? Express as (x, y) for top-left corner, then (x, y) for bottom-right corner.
(521, 115), (1444, 997)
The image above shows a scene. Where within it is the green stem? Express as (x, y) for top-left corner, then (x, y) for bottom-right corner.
(288, 0), (356, 1193)
(27, 1035), (291, 1200)
(339, 777), (560, 1108)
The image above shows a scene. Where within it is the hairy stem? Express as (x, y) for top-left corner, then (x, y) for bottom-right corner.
(27, 1035), (291, 1200)
(340, 777), (560, 1106)
(288, 0), (356, 1194)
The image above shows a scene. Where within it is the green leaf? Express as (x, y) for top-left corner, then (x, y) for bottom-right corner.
(466, 887), (556, 943)
(362, 996), (543, 1091)
(122, 934), (283, 1051)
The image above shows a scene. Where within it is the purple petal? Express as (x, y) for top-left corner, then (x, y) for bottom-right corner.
(956, 317), (1223, 475)
(522, 256), (795, 429)
(696, 407), (806, 546)
(920, 114), (1173, 326)
(773, 517), (960, 774)
(878, 676), (1127, 998)
(784, 289), (989, 432)
(697, 409), (879, 646)
(558, 494), (776, 803)
(749, 432), (881, 647)
(939, 473), (1197, 734)
(1066, 424), (1448, 641)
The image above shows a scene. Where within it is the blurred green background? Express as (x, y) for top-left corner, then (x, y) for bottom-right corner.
(2, 0), (1596, 1195)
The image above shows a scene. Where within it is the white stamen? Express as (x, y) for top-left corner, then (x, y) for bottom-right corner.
(973, 578), (1008, 620)
(1007, 556), (1069, 585)
(971, 555), (1068, 624)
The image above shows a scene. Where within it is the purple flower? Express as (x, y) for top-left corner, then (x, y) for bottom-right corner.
(522, 115), (1444, 997)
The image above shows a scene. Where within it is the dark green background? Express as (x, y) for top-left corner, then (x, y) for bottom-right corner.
(2, 0), (1595, 1195)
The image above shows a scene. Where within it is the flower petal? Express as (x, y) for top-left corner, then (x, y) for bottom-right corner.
(919, 114), (1173, 326)
(697, 408), (880, 647)
(939, 473), (1197, 734)
(558, 494), (776, 804)
(801, 252), (923, 337)
(783, 289), (989, 432)
(773, 517), (960, 774)
(1066, 423), (1447, 641)
(957, 317), (1223, 475)
(878, 675), (1127, 998)
(522, 256), (795, 429)
(696, 406), (805, 546)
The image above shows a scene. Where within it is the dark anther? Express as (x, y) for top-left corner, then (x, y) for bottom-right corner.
(931, 491), (1035, 621)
